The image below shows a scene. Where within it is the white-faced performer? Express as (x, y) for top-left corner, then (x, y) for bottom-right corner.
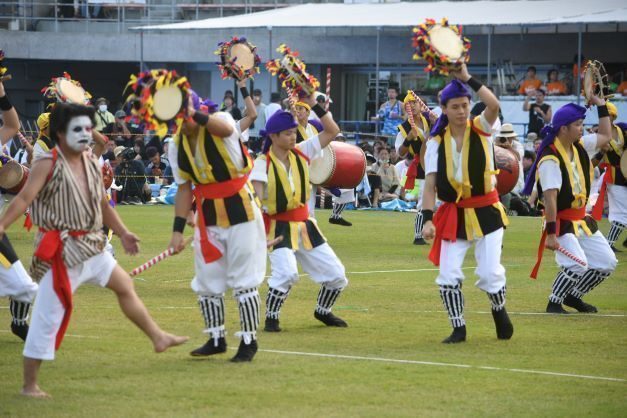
(0, 79), (38, 341)
(422, 64), (513, 344)
(251, 95), (349, 333)
(524, 96), (617, 314)
(0, 103), (188, 398)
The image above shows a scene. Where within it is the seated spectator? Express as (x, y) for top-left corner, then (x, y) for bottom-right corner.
(103, 110), (141, 147)
(525, 131), (538, 149)
(523, 87), (551, 135)
(546, 69), (567, 95)
(221, 94), (242, 120)
(161, 137), (173, 165)
(523, 150), (536, 182)
(370, 148), (400, 205)
(616, 68), (627, 95)
(113, 146), (148, 205)
(145, 146), (169, 185)
(518, 66), (543, 95)
(389, 147), (400, 165)
(94, 97), (115, 132)
(133, 138), (147, 164)
(102, 140), (116, 163)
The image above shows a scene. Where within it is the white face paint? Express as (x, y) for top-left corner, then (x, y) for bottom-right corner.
(65, 115), (92, 152)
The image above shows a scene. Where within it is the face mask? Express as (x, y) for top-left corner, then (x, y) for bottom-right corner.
(66, 116), (92, 152)
(98, 104), (108, 113)
(379, 159), (389, 164)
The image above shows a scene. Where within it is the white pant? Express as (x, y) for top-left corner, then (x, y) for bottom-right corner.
(436, 228), (506, 294)
(268, 239), (348, 293)
(0, 261), (38, 303)
(332, 189), (355, 205)
(607, 184), (627, 225)
(191, 205), (267, 297)
(556, 230), (617, 276)
(308, 184), (317, 218)
(23, 251), (117, 361)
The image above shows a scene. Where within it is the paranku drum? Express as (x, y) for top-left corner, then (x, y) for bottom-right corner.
(309, 142), (367, 189)
(0, 160), (29, 194)
(582, 60), (612, 107)
(266, 44), (320, 97)
(215, 37), (261, 81)
(412, 18), (471, 75)
(43, 73), (91, 105)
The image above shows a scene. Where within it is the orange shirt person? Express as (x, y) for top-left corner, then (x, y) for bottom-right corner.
(546, 69), (567, 96)
(518, 66), (542, 95)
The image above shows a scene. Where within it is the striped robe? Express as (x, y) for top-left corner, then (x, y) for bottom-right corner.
(30, 149), (106, 282)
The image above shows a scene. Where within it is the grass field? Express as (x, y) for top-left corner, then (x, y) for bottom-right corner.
(1, 206), (626, 417)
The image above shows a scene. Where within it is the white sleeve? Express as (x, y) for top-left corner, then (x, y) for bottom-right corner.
(236, 120), (249, 143)
(394, 132), (405, 154)
(249, 157), (268, 183)
(32, 143), (46, 161)
(296, 135), (322, 160)
(478, 112), (494, 134)
(168, 140), (187, 185)
(424, 139), (439, 175)
(581, 133), (599, 157)
(538, 159), (562, 191)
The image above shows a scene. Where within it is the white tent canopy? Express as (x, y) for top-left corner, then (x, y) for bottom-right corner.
(134, 0), (627, 31)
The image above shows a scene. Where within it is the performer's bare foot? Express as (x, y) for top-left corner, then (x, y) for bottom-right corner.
(153, 332), (189, 353)
(21, 386), (51, 399)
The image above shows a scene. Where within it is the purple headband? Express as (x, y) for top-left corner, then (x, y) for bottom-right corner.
(522, 103), (587, 195)
(260, 110), (298, 153)
(430, 80), (472, 137)
(189, 90), (218, 115)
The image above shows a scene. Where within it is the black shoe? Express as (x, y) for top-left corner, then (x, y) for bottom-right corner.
(623, 237), (627, 248)
(413, 237), (427, 245)
(442, 326), (466, 344)
(329, 217), (352, 227)
(264, 317), (282, 332)
(11, 322), (28, 341)
(546, 301), (569, 314)
(230, 339), (258, 362)
(563, 294), (598, 313)
(314, 311), (348, 327)
(189, 337), (227, 356)
(610, 245), (622, 253)
(491, 308), (514, 340)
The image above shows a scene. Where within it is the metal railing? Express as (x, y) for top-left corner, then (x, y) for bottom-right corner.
(0, 0), (305, 33)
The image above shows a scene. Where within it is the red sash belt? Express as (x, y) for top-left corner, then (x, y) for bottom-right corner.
(530, 207), (585, 279)
(262, 205), (309, 234)
(428, 190), (500, 266)
(404, 154), (420, 190)
(591, 162), (613, 221)
(34, 228), (88, 350)
(193, 175), (248, 263)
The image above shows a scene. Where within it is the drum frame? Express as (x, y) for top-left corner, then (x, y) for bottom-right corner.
(215, 37), (261, 81)
(266, 44), (320, 97)
(412, 18), (471, 75)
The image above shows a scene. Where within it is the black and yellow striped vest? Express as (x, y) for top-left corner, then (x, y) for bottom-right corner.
(296, 123), (319, 144)
(175, 127), (256, 227)
(397, 114), (430, 179)
(537, 139), (598, 237)
(260, 148), (326, 251)
(602, 124), (626, 185)
(433, 117), (508, 240)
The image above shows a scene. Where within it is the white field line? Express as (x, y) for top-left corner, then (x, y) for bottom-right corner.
(252, 348), (626, 383)
(1, 329), (623, 383)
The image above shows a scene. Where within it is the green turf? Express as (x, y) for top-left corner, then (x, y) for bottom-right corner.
(1, 207), (625, 417)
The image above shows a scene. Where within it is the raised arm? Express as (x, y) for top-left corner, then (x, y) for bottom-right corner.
(0, 81), (19, 144)
(300, 93), (340, 149)
(451, 64), (500, 126)
(591, 95), (611, 150)
(187, 97), (234, 138)
(237, 79), (257, 133)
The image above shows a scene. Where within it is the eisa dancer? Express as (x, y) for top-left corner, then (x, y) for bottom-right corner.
(0, 79), (38, 341)
(0, 103), (188, 398)
(524, 96), (617, 314)
(251, 95), (349, 332)
(422, 64), (513, 344)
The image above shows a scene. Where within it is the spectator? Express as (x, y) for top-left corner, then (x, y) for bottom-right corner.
(572, 54), (585, 93)
(518, 66), (543, 95)
(113, 146), (148, 205)
(265, 92), (282, 120)
(94, 97), (115, 132)
(161, 137), (173, 165)
(389, 147), (400, 165)
(525, 132), (538, 150)
(546, 69), (567, 95)
(144, 146), (169, 185)
(523, 150), (536, 182)
(221, 94), (242, 120)
(133, 138), (147, 164)
(244, 89), (266, 153)
(102, 140), (116, 163)
(377, 87), (404, 137)
(523, 87), (551, 135)
(533, 137), (543, 153)
(370, 148), (400, 204)
(616, 68), (627, 96)
(103, 110), (141, 147)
